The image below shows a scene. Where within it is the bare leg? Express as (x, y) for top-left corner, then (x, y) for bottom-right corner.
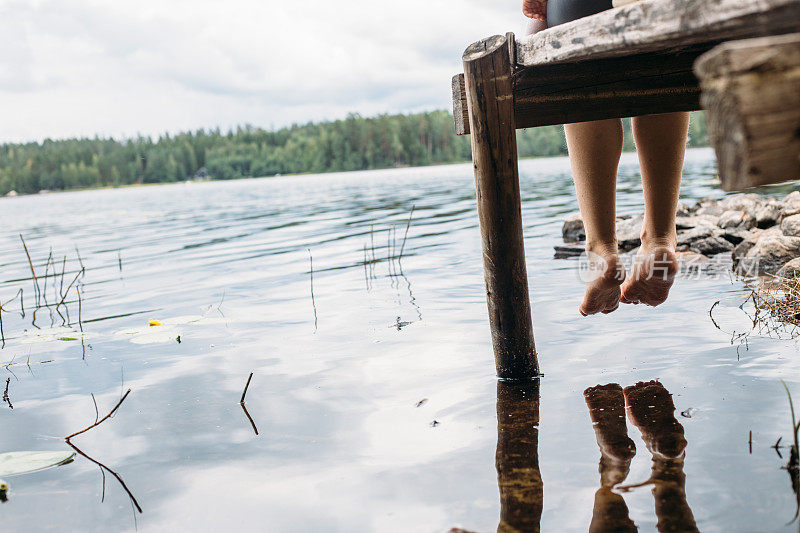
(565, 119), (626, 315)
(621, 112), (689, 307)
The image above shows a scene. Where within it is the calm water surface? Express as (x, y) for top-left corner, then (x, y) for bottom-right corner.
(1, 148), (799, 532)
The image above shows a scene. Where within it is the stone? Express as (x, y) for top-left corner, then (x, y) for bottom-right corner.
(717, 210), (757, 230)
(781, 214), (800, 237)
(754, 201), (783, 228)
(677, 223), (723, 251)
(731, 230), (762, 268)
(719, 193), (762, 213)
(740, 235), (800, 275)
(616, 214), (643, 251)
(676, 202), (693, 217)
(675, 214), (719, 230)
(690, 235), (734, 256)
(562, 213), (585, 242)
(553, 243), (585, 258)
(777, 257), (800, 279)
(720, 226), (754, 245)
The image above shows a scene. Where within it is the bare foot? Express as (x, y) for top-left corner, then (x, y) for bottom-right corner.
(620, 240), (678, 307)
(580, 246), (626, 316)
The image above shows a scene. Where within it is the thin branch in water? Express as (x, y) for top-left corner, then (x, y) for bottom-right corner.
(19, 234), (41, 305)
(91, 393), (99, 424)
(42, 248), (53, 306)
(308, 249), (318, 332)
(117, 250), (123, 272)
(65, 389), (131, 441)
(59, 256), (67, 301)
(77, 286), (84, 333)
(0, 302), (5, 349)
(56, 270), (82, 309)
(240, 372), (254, 405)
(398, 204), (416, 261)
(66, 440), (142, 514)
(3, 378), (12, 409)
(241, 403), (259, 436)
(74, 245), (85, 276)
(239, 372), (258, 435)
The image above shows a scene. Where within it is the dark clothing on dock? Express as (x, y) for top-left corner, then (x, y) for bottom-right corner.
(547, 0), (612, 26)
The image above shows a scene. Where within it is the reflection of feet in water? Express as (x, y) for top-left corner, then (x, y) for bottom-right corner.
(584, 384), (636, 487)
(623, 380), (686, 459)
(586, 381), (698, 533)
(585, 384), (638, 533)
(624, 380), (698, 533)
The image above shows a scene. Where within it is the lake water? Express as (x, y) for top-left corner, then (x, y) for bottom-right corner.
(1, 147), (799, 532)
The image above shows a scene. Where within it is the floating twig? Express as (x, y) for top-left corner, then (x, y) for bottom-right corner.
(308, 249), (318, 331)
(66, 440), (142, 514)
(65, 389), (131, 441)
(239, 372), (258, 435)
(240, 372), (254, 405)
(19, 235), (41, 305)
(398, 204), (415, 261)
(3, 378), (11, 409)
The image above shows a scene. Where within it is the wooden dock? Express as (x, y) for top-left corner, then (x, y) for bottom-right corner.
(453, 0), (800, 379)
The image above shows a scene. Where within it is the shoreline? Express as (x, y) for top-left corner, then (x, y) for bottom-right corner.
(1, 147), (717, 199)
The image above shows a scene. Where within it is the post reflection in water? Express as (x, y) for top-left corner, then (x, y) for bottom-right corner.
(492, 380), (697, 533)
(495, 380), (543, 533)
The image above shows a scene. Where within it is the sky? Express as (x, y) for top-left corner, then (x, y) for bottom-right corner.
(0, 0), (524, 143)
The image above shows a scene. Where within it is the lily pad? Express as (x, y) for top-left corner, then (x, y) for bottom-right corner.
(0, 451), (75, 477)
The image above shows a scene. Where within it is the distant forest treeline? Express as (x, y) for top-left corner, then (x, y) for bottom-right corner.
(0, 110), (708, 195)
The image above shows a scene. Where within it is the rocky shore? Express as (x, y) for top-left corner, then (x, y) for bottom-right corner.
(557, 191), (800, 276)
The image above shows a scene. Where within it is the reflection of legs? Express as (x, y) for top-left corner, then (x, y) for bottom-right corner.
(624, 381), (698, 533)
(584, 384), (637, 533)
(565, 120), (626, 316)
(496, 382), (543, 533)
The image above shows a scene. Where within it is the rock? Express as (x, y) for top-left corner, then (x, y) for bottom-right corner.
(719, 193), (762, 213)
(720, 226), (754, 245)
(553, 243), (585, 258)
(676, 202), (693, 217)
(755, 201), (783, 228)
(562, 213), (585, 243)
(696, 202), (725, 217)
(675, 214), (718, 230)
(718, 210), (757, 230)
(731, 231), (762, 268)
(5, 190), (17, 197)
(740, 235), (800, 275)
(616, 214), (643, 251)
(777, 257), (800, 279)
(781, 214), (800, 237)
(677, 223), (724, 252)
(785, 191), (800, 204)
(690, 235), (734, 256)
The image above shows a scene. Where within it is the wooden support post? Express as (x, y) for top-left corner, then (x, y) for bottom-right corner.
(463, 34), (538, 380)
(695, 33), (800, 190)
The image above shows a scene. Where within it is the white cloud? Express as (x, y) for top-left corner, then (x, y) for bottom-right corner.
(0, 0), (524, 142)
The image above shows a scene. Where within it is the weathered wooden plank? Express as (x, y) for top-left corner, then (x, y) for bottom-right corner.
(695, 33), (800, 190)
(452, 74), (469, 136)
(463, 33), (538, 380)
(454, 48), (704, 135)
(516, 0), (800, 67)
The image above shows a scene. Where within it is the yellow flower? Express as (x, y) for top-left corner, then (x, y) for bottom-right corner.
(148, 319), (161, 327)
